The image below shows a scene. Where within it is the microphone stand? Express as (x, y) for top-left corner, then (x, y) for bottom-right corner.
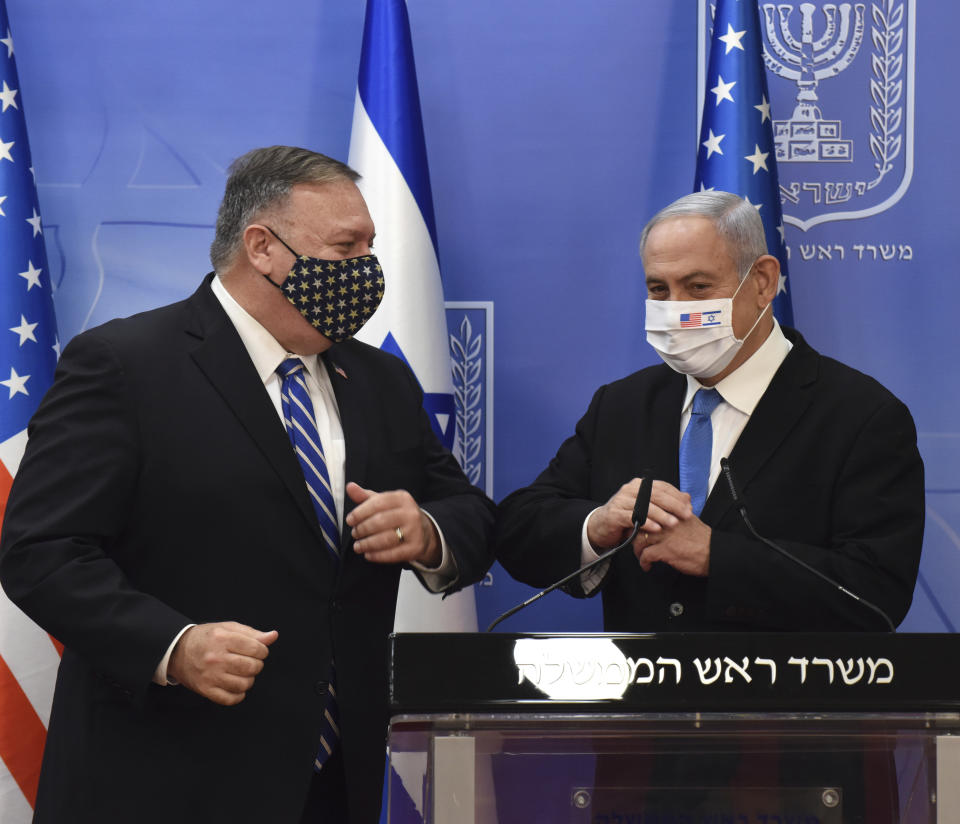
(486, 474), (653, 632)
(719, 458), (896, 633)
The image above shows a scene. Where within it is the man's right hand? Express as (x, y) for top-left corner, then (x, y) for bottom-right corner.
(167, 622), (278, 706)
(586, 478), (693, 550)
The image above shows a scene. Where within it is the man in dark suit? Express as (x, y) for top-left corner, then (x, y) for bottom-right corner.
(496, 190), (923, 630)
(495, 190), (922, 822)
(0, 146), (495, 823)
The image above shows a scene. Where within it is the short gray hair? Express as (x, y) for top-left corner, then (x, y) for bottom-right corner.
(639, 191), (768, 278)
(210, 146), (360, 270)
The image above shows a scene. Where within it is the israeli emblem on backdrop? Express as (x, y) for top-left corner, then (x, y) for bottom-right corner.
(446, 301), (494, 499)
(699, 0), (915, 230)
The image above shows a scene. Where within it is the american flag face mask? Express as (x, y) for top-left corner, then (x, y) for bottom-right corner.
(262, 227), (385, 343)
(644, 267), (768, 379)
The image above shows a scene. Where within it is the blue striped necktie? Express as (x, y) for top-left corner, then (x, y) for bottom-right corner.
(276, 358), (340, 562)
(678, 388), (723, 516)
(275, 357), (341, 769)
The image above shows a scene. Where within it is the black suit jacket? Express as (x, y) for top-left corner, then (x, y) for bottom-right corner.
(0, 276), (495, 823)
(496, 328), (924, 631)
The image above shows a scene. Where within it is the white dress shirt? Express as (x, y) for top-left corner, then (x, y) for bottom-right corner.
(579, 320), (793, 592)
(153, 276), (454, 684)
(212, 275), (348, 525)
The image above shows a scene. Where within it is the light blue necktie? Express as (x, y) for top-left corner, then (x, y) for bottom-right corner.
(678, 388), (723, 516)
(275, 358), (340, 770)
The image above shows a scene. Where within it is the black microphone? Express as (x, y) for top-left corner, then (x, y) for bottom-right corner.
(719, 458), (896, 632)
(486, 473), (654, 632)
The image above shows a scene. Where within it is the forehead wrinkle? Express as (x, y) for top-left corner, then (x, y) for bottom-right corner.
(645, 268), (727, 285)
(284, 180), (374, 243)
(295, 215), (372, 251)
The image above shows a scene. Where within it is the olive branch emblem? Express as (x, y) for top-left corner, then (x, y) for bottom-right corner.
(449, 316), (483, 486)
(867, 0), (904, 189)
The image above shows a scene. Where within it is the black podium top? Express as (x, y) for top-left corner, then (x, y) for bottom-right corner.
(389, 632), (960, 714)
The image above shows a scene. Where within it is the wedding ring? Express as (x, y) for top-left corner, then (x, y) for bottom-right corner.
(396, 526), (405, 544)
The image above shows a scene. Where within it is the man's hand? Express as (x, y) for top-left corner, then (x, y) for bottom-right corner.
(168, 622), (278, 706)
(634, 480), (712, 577)
(346, 482), (441, 567)
(587, 478), (693, 550)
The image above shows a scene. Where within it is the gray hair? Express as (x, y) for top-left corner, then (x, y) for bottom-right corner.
(639, 191), (768, 278)
(210, 146), (360, 270)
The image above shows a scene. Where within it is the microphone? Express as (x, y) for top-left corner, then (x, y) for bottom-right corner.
(719, 458), (896, 632)
(486, 473), (654, 632)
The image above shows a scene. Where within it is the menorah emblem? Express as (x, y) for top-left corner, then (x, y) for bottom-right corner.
(763, 3), (866, 162)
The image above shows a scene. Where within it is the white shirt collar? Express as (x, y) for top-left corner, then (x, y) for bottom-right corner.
(210, 274), (322, 384)
(682, 318), (793, 416)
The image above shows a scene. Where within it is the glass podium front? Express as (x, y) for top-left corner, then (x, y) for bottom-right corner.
(386, 634), (960, 824)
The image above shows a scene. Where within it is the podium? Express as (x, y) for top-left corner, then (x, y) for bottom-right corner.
(386, 633), (960, 823)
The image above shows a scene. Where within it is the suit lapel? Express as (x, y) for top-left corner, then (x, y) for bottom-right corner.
(647, 373), (687, 487)
(185, 278), (329, 547)
(701, 333), (820, 524)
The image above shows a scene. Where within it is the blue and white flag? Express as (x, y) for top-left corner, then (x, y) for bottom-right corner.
(695, 0), (794, 326)
(0, 1), (61, 818)
(349, 0), (477, 634)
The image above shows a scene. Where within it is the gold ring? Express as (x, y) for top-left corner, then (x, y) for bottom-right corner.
(396, 526), (405, 544)
(641, 531), (648, 542)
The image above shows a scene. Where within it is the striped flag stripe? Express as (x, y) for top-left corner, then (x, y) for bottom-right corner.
(0, 595), (60, 722)
(0, 652), (45, 808)
(0, 458), (12, 525)
(1, 3), (67, 815)
(1, 438), (61, 817)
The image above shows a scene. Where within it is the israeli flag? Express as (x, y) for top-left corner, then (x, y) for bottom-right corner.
(349, 0), (478, 635)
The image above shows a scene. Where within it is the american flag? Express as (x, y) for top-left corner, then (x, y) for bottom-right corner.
(695, 0), (794, 326)
(0, 1), (61, 818)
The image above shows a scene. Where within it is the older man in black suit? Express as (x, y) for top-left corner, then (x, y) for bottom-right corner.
(0, 146), (495, 823)
(496, 190), (923, 823)
(497, 190), (923, 631)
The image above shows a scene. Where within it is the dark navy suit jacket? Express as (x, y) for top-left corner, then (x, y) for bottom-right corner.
(0, 275), (495, 823)
(496, 328), (924, 632)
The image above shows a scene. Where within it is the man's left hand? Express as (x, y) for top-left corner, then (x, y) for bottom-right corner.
(634, 480), (712, 577)
(346, 481), (441, 567)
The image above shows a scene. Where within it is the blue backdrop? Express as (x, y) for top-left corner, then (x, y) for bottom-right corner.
(7, 0), (958, 633)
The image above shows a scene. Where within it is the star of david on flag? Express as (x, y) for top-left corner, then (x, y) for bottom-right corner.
(347, 4), (483, 816)
(350, 0), (456, 452)
(348, 0), (476, 644)
(680, 311), (722, 328)
(696, 0), (794, 326)
(0, 0), (62, 818)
